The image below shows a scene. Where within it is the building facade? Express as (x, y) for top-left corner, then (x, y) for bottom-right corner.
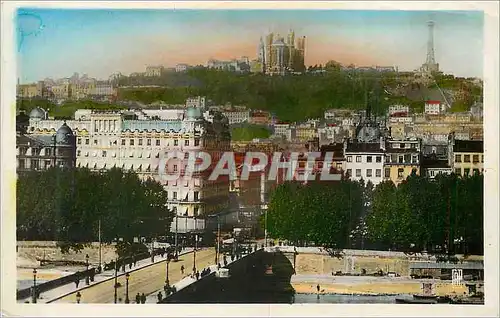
(25, 104), (231, 231)
(383, 138), (422, 186)
(344, 141), (385, 186)
(259, 30), (306, 75)
(222, 110), (251, 125)
(449, 136), (484, 177)
(17, 109), (76, 173)
(145, 66), (164, 77)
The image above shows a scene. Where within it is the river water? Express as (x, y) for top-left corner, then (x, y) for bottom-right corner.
(292, 293), (404, 304)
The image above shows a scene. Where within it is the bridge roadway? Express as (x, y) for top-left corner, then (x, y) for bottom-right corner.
(52, 248), (216, 303)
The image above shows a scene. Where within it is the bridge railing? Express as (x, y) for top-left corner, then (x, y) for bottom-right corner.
(16, 268), (96, 300)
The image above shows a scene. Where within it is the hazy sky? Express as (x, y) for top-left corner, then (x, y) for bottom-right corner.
(16, 9), (484, 83)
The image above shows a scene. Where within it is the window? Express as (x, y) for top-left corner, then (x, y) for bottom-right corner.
(86, 139), (90, 145)
(412, 155), (419, 164)
(473, 168), (480, 175)
(77, 150), (81, 156)
(473, 155), (479, 163)
(367, 156), (372, 163)
(455, 168), (461, 175)
(397, 168), (404, 178)
(464, 168), (470, 176)
(455, 154), (461, 163)
(156, 140), (160, 146)
(355, 169), (361, 177)
(173, 165), (178, 172)
(102, 151), (107, 157)
(185, 140), (189, 146)
(147, 139), (151, 146)
(155, 153), (159, 158)
(194, 191), (199, 201)
(130, 139), (134, 146)
(347, 156), (352, 162)
(376, 169), (381, 177)
(77, 138), (81, 145)
(194, 139), (200, 146)
(398, 156), (404, 164)
(366, 169), (372, 177)
(385, 168), (391, 178)
(385, 155), (390, 163)
(346, 169), (352, 177)
(138, 139), (143, 146)
(430, 170), (435, 177)
(464, 155), (470, 163)
(376, 156), (382, 163)
(173, 192), (177, 200)
(356, 156), (361, 163)
(184, 152), (190, 159)
(404, 154), (411, 163)
(94, 139), (98, 145)
(121, 139), (125, 146)
(194, 207), (199, 217)
(400, 143), (405, 149)
(174, 139), (178, 146)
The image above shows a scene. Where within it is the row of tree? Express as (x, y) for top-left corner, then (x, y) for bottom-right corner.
(17, 167), (173, 253)
(265, 173), (484, 256)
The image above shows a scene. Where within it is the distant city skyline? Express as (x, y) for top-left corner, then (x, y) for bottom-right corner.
(17, 9), (484, 83)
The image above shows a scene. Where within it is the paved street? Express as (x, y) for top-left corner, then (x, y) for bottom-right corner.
(53, 248), (216, 304)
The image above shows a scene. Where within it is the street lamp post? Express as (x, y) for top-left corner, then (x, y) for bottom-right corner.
(174, 208), (179, 260)
(165, 258), (170, 286)
(85, 254), (90, 285)
(216, 215), (221, 265)
(98, 219), (102, 270)
(192, 216), (197, 273)
(76, 291), (82, 304)
(125, 273), (130, 304)
(113, 259), (118, 304)
(32, 268), (37, 304)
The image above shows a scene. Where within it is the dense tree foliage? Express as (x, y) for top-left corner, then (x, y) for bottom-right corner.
(17, 167), (173, 253)
(265, 172), (483, 256)
(231, 124), (271, 141)
(118, 68), (409, 122)
(265, 180), (364, 249)
(116, 68), (482, 122)
(366, 173), (483, 255)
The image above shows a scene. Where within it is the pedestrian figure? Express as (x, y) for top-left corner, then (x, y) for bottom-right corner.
(97, 265), (102, 273)
(195, 271), (200, 280)
(140, 293), (146, 304)
(129, 262), (132, 270)
(135, 293), (140, 304)
(157, 291), (163, 302)
(180, 265), (185, 275)
(231, 254), (234, 262)
(75, 279), (79, 288)
(134, 257), (137, 267)
(316, 284), (320, 294)
(218, 263), (221, 270)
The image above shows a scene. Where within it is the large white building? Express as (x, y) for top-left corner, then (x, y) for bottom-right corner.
(26, 105), (231, 232)
(344, 140), (385, 186)
(222, 110), (251, 125)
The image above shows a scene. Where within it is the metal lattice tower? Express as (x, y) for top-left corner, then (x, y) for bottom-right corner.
(426, 21), (436, 65)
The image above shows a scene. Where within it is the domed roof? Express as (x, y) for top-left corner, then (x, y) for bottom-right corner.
(186, 107), (203, 120)
(29, 107), (46, 119)
(55, 123), (74, 144)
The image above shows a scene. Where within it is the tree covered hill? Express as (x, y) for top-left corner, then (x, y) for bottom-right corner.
(117, 67), (482, 122)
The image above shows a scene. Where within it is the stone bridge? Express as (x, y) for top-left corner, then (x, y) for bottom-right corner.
(159, 249), (296, 303)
